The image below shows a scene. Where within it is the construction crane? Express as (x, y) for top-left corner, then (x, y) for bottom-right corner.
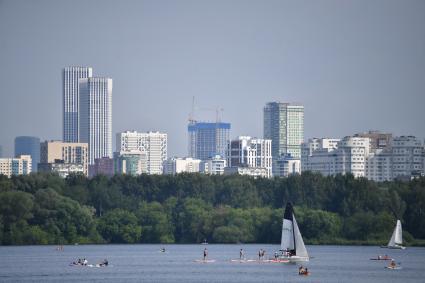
(188, 97), (224, 123)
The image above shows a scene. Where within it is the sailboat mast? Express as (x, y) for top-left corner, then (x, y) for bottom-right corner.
(292, 212), (296, 255)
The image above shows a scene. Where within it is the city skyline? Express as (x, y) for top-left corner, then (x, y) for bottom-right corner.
(1, 0), (424, 157)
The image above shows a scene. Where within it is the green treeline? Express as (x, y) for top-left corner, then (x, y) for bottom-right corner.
(0, 172), (424, 245)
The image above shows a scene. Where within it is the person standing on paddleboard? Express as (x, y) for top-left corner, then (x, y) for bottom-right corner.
(240, 249), (244, 260)
(203, 248), (208, 260)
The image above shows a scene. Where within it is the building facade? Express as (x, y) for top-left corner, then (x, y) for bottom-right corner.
(392, 136), (423, 179)
(200, 155), (227, 175)
(0, 155), (32, 177)
(114, 151), (148, 176)
(89, 157), (115, 177)
(275, 155), (301, 177)
(228, 136), (272, 178)
(224, 166), (268, 178)
(163, 157), (201, 174)
(263, 102), (304, 176)
(116, 131), (167, 175)
(79, 77), (113, 164)
(38, 162), (85, 178)
(14, 136), (40, 172)
(39, 140), (89, 176)
(63, 66), (93, 143)
(188, 122), (231, 160)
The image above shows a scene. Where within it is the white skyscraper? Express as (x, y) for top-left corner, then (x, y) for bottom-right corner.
(79, 77), (113, 164)
(116, 131), (167, 175)
(63, 67), (93, 142)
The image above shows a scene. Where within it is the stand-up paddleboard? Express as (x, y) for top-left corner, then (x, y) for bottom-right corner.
(194, 259), (216, 263)
(370, 257), (393, 261)
(230, 259), (257, 263)
(264, 258), (290, 263)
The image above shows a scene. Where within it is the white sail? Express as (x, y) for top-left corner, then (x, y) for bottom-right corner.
(281, 218), (294, 251)
(394, 220), (403, 245)
(387, 220), (403, 247)
(293, 215), (308, 258)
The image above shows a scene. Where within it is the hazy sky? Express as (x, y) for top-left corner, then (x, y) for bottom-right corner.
(1, 0), (424, 157)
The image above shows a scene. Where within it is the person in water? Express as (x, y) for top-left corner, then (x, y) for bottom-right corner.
(239, 249), (244, 260)
(258, 249), (262, 260)
(100, 259), (108, 267)
(389, 260), (396, 268)
(203, 248), (208, 260)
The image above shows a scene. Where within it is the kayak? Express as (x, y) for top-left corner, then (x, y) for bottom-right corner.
(385, 266), (402, 270)
(370, 258), (392, 260)
(299, 272), (310, 276)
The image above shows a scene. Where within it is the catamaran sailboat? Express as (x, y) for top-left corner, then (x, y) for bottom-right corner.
(382, 220), (405, 250)
(277, 202), (309, 263)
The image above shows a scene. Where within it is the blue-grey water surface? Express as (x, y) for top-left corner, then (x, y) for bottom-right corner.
(0, 244), (424, 282)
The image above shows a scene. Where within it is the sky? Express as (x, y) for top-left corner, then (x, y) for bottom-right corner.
(0, 0), (424, 157)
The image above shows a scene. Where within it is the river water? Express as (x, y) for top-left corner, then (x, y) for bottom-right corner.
(0, 244), (424, 282)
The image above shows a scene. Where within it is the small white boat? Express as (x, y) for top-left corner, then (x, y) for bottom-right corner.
(382, 220), (406, 250)
(276, 202), (309, 263)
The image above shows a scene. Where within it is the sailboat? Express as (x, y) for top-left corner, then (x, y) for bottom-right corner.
(278, 202), (309, 263)
(382, 220), (405, 250)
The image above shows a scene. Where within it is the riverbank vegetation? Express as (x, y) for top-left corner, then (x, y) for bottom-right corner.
(0, 172), (424, 246)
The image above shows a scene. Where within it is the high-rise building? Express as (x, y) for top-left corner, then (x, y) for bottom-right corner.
(228, 136), (273, 178)
(39, 140), (89, 176)
(0, 155), (32, 177)
(264, 102), (304, 175)
(188, 122), (231, 160)
(79, 77), (113, 164)
(163, 157), (201, 175)
(116, 131), (167, 175)
(63, 66), (93, 143)
(14, 136), (40, 172)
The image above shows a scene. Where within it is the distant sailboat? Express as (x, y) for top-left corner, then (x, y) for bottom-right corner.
(278, 202), (309, 263)
(382, 220), (405, 250)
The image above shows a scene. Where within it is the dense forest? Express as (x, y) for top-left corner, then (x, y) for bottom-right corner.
(0, 172), (424, 246)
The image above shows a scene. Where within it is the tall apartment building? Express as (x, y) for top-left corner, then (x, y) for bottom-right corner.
(336, 137), (371, 178)
(392, 136), (423, 179)
(200, 155), (227, 175)
(188, 122), (231, 160)
(264, 102), (304, 176)
(116, 131), (167, 175)
(79, 77), (113, 164)
(63, 67), (93, 143)
(163, 157), (201, 175)
(0, 155), (32, 177)
(14, 136), (40, 172)
(39, 140), (89, 176)
(301, 137), (370, 178)
(228, 136), (272, 178)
